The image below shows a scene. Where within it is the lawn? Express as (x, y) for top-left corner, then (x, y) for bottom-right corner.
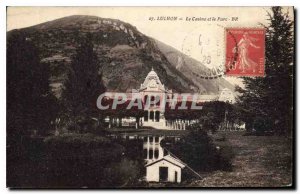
(189, 132), (293, 187)
(109, 128), (293, 187)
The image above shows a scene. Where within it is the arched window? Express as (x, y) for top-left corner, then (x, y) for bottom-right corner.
(150, 96), (155, 107)
(156, 96), (160, 106)
(144, 95), (149, 106)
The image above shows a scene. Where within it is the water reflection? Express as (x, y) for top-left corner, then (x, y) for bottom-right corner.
(110, 134), (185, 183)
(142, 136), (186, 183)
(143, 136), (165, 163)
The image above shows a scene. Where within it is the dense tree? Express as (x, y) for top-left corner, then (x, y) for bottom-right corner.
(62, 33), (106, 132)
(7, 31), (58, 143)
(236, 7), (294, 135)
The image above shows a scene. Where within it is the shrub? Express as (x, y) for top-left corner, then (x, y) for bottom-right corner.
(103, 158), (143, 187)
(162, 129), (233, 172)
(42, 133), (145, 187)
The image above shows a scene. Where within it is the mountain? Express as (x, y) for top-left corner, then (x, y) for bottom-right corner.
(7, 15), (234, 97)
(153, 39), (235, 94)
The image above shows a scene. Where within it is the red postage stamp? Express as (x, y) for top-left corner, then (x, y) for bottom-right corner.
(225, 28), (265, 77)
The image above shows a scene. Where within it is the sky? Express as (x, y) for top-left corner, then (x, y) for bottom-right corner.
(7, 7), (294, 87)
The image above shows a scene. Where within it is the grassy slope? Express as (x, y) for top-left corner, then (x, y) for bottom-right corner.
(190, 132), (293, 187)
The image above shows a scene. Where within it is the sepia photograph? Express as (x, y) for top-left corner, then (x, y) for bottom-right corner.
(6, 6), (294, 189)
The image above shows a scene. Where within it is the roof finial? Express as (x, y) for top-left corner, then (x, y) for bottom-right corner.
(151, 66), (154, 71)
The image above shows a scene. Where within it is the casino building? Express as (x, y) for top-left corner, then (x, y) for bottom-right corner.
(103, 68), (236, 130)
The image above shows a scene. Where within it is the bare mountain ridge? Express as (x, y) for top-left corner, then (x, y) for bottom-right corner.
(7, 15), (233, 96)
(153, 39), (235, 94)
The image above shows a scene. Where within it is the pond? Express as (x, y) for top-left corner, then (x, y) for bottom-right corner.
(7, 133), (194, 188)
(118, 134), (186, 183)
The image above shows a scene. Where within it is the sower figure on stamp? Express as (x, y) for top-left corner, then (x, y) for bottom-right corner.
(233, 32), (260, 73)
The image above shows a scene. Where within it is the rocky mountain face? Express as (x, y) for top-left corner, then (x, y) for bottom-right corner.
(153, 39), (235, 94)
(7, 15), (233, 97)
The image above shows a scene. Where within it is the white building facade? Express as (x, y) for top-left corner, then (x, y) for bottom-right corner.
(145, 154), (185, 183)
(104, 68), (236, 130)
(142, 135), (185, 183)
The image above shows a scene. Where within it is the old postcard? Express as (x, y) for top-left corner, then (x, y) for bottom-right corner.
(6, 6), (294, 188)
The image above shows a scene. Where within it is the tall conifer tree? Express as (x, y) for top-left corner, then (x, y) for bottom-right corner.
(62, 33), (106, 132)
(236, 7), (294, 135)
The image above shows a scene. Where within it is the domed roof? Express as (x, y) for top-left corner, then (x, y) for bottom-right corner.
(140, 67), (165, 91)
(147, 67), (158, 77)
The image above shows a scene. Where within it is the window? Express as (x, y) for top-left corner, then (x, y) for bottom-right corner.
(149, 136), (153, 142)
(144, 110), (148, 121)
(155, 111), (160, 122)
(144, 95), (148, 105)
(150, 111), (154, 121)
(156, 96), (160, 106)
(149, 149), (153, 159)
(154, 149), (159, 159)
(143, 149), (148, 158)
(150, 96), (155, 107)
